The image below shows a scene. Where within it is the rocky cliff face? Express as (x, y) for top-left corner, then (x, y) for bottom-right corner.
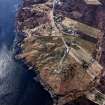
(16, 0), (105, 105)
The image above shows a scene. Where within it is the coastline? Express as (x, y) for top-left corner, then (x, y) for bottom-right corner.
(15, 0), (105, 105)
(15, 1), (60, 105)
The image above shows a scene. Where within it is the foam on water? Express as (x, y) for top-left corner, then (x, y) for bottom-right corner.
(0, 45), (13, 78)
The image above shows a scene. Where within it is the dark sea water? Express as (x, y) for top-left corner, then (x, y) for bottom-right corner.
(0, 0), (51, 105)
